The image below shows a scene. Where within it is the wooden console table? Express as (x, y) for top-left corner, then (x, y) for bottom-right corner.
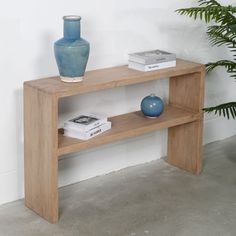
(24, 59), (205, 223)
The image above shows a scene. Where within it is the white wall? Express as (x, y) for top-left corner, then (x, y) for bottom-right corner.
(1, 0), (236, 205)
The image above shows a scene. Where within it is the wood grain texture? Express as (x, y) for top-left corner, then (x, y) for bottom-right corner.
(24, 84), (59, 223)
(168, 67), (205, 174)
(168, 121), (203, 174)
(169, 71), (205, 112)
(25, 59), (202, 98)
(58, 105), (200, 156)
(24, 59), (205, 223)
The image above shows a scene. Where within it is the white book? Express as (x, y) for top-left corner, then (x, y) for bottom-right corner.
(128, 60), (176, 72)
(129, 49), (176, 65)
(64, 114), (107, 132)
(64, 122), (112, 140)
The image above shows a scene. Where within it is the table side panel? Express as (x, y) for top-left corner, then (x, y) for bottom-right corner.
(24, 84), (59, 223)
(168, 68), (205, 174)
(168, 120), (203, 174)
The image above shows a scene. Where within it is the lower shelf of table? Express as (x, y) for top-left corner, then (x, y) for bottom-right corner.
(58, 105), (200, 156)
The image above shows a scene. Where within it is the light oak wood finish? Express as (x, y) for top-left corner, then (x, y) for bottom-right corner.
(58, 106), (200, 156)
(168, 69), (205, 174)
(24, 59), (205, 223)
(24, 84), (59, 223)
(168, 120), (203, 174)
(25, 59), (202, 98)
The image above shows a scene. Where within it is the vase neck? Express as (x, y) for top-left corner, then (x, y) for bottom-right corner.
(63, 16), (81, 40)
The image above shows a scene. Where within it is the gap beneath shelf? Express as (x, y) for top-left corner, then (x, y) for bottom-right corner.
(58, 105), (200, 156)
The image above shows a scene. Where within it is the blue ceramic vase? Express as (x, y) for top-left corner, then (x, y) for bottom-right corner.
(141, 94), (164, 118)
(54, 15), (90, 83)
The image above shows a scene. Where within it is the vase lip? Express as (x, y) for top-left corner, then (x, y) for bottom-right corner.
(63, 15), (81, 21)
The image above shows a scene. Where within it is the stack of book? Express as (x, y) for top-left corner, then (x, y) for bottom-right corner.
(128, 49), (176, 72)
(63, 114), (111, 140)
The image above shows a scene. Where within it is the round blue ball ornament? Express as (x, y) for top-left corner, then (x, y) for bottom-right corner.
(141, 94), (164, 118)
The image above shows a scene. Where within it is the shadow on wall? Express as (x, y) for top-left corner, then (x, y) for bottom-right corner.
(159, 23), (209, 63)
(15, 32), (57, 200)
(34, 32), (57, 78)
(15, 89), (24, 199)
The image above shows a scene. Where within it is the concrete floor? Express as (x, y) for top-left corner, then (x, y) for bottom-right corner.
(1, 136), (236, 236)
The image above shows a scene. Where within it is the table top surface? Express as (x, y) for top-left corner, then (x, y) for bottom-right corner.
(24, 59), (204, 98)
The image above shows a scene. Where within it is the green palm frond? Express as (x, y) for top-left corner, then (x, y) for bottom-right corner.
(208, 24), (236, 35)
(198, 0), (219, 6)
(203, 102), (236, 119)
(177, 0), (236, 119)
(177, 3), (236, 24)
(207, 25), (236, 48)
(207, 25), (227, 34)
(199, 0), (236, 25)
(206, 60), (236, 79)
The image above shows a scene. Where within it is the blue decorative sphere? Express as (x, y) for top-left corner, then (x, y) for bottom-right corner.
(141, 94), (164, 118)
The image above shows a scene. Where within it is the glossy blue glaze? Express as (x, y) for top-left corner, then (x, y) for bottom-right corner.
(54, 16), (90, 80)
(141, 94), (164, 118)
